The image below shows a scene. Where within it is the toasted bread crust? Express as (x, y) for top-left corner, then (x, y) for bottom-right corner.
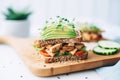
(44, 52), (88, 63)
(35, 37), (82, 47)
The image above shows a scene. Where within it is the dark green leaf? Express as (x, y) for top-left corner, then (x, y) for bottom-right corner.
(46, 20), (48, 24)
(56, 16), (60, 18)
(64, 19), (67, 21)
(56, 24), (62, 29)
(3, 7), (32, 20)
(43, 26), (47, 30)
(68, 23), (75, 28)
(52, 22), (55, 24)
(72, 18), (75, 21)
(54, 51), (61, 57)
(62, 25), (64, 31)
(81, 46), (87, 51)
(62, 18), (64, 20)
(63, 51), (71, 56)
(7, 7), (16, 14)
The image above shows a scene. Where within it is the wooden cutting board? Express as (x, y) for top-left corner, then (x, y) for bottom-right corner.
(0, 36), (120, 77)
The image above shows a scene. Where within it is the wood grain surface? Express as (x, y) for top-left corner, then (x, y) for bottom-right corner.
(0, 36), (120, 77)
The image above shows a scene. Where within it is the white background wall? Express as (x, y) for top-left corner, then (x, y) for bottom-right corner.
(0, 1), (120, 80)
(0, 0), (120, 37)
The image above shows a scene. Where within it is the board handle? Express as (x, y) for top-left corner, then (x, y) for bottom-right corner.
(0, 35), (18, 45)
(0, 35), (34, 47)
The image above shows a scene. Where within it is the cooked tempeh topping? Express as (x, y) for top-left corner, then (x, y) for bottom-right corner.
(38, 42), (85, 58)
(70, 48), (77, 55)
(81, 31), (102, 41)
(49, 44), (62, 53)
(68, 43), (75, 46)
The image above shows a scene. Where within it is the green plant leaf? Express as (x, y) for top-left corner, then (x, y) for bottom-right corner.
(7, 7), (16, 15)
(2, 7), (32, 20)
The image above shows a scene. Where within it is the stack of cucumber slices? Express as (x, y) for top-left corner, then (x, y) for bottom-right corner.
(93, 40), (120, 55)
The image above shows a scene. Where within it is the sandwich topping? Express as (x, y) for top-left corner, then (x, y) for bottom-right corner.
(76, 23), (104, 41)
(40, 16), (76, 40)
(35, 41), (86, 57)
(34, 16), (88, 63)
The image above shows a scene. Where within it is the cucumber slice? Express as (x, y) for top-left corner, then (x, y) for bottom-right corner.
(93, 46), (118, 55)
(98, 40), (120, 49)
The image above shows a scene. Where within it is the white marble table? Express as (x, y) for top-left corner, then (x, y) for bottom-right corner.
(0, 23), (120, 80)
(0, 45), (102, 80)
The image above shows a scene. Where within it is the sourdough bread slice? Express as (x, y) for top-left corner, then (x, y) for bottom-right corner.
(35, 37), (82, 47)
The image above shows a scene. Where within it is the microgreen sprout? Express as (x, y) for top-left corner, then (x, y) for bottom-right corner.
(44, 16), (76, 31)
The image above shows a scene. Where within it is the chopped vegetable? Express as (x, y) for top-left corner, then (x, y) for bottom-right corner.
(93, 46), (118, 55)
(33, 43), (44, 52)
(80, 46), (87, 51)
(54, 51), (71, 57)
(54, 51), (61, 57)
(75, 51), (85, 56)
(63, 51), (71, 56)
(98, 40), (120, 49)
(93, 40), (120, 55)
(39, 50), (51, 57)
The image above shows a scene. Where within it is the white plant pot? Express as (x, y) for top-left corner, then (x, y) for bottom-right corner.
(0, 20), (30, 37)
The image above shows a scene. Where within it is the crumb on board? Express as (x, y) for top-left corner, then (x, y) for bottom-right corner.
(85, 77), (88, 79)
(57, 76), (60, 79)
(20, 75), (23, 78)
(3, 66), (5, 68)
(66, 73), (69, 76)
(43, 65), (46, 67)
(19, 62), (21, 64)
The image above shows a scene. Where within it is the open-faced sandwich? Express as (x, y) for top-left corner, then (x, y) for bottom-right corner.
(34, 16), (88, 63)
(76, 23), (104, 42)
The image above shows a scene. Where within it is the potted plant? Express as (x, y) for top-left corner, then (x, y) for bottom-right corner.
(1, 7), (32, 37)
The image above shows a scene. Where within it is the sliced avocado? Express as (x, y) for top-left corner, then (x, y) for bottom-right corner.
(40, 24), (76, 40)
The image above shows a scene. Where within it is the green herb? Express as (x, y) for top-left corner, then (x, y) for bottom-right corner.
(72, 18), (75, 21)
(62, 18), (64, 20)
(54, 16), (76, 30)
(64, 19), (68, 21)
(49, 18), (52, 19)
(35, 47), (44, 52)
(33, 44), (44, 52)
(3, 7), (32, 20)
(59, 20), (62, 23)
(56, 24), (62, 29)
(46, 20), (48, 24)
(63, 51), (71, 56)
(54, 51), (71, 57)
(81, 46), (87, 51)
(52, 22), (55, 24)
(54, 51), (61, 57)
(61, 25), (64, 31)
(56, 16), (60, 18)
(68, 23), (75, 28)
(43, 26), (47, 30)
